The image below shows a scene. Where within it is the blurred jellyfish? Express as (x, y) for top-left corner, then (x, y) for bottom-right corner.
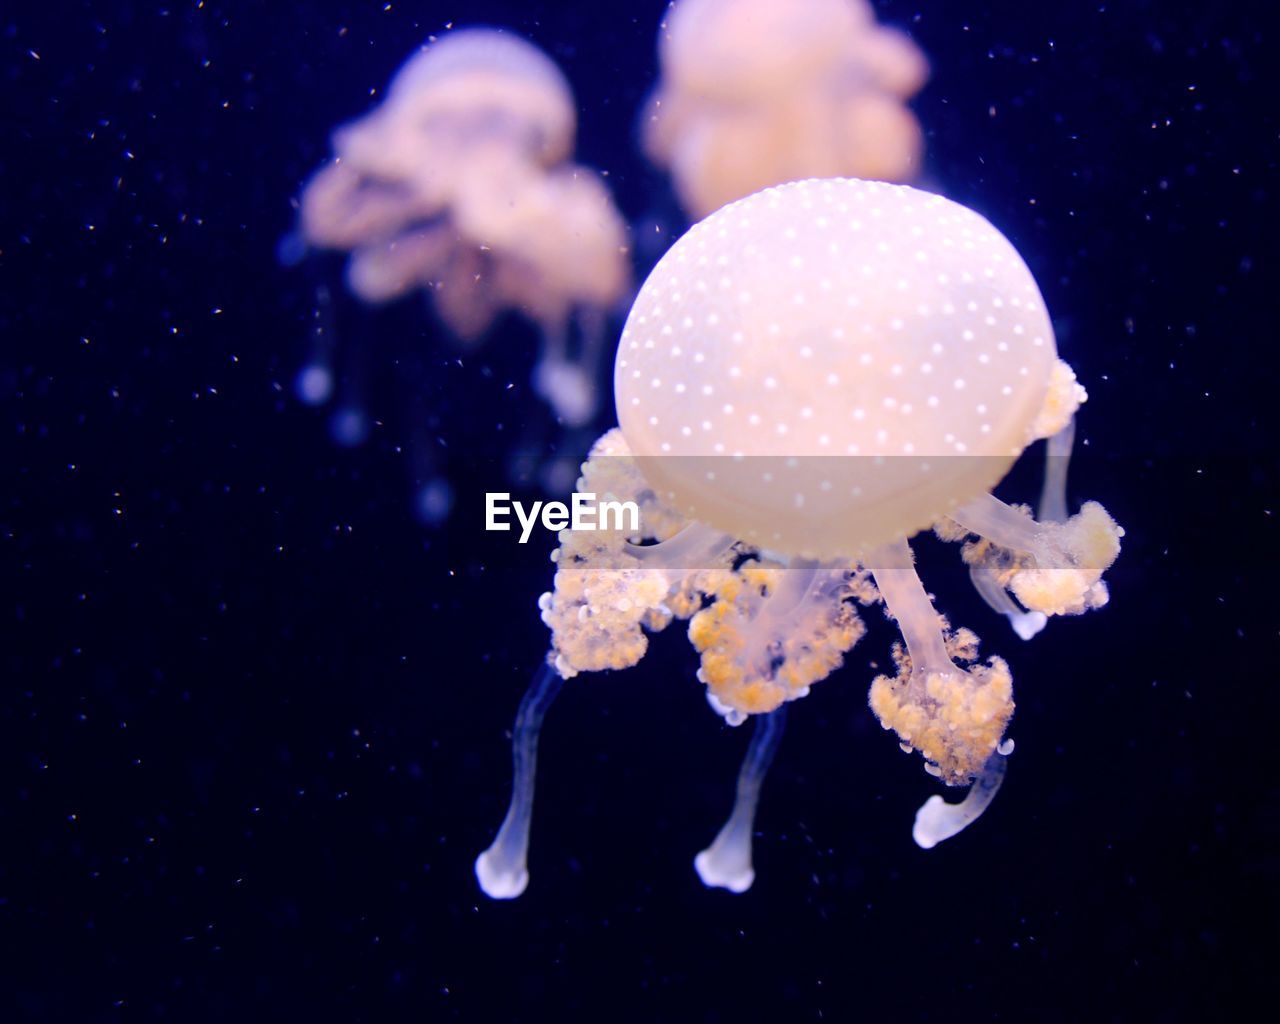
(294, 28), (632, 429)
(476, 178), (1123, 898)
(642, 0), (929, 221)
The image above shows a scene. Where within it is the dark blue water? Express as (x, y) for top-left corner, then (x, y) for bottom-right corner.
(3, 2), (1275, 1020)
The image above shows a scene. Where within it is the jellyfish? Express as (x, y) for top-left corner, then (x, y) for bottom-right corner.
(294, 28), (632, 428)
(475, 177), (1123, 899)
(642, 0), (929, 221)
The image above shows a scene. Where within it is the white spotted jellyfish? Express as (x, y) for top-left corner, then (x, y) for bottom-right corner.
(475, 177), (1123, 898)
(294, 28), (631, 427)
(643, 0), (929, 221)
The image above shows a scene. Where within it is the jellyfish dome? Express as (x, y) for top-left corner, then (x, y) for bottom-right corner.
(644, 0), (929, 220)
(371, 29), (576, 166)
(476, 178), (1122, 899)
(616, 176), (1062, 557)
(322, 29), (575, 204)
(661, 0), (868, 100)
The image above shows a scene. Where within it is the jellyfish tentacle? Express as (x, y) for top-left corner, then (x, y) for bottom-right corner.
(475, 661), (566, 900)
(760, 557), (821, 619)
(541, 431), (739, 680)
(953, 416), (1082, 637)
(1038, 416), (1076, 525)
(327, 314), (372, 448)
(965, 416), (1079, 638)
(295, 284), (338, 407)
(690, 557), (869, 717)
(913, 740), (1012, 849)
(534, 305), (610, 428)
(695, 706), (787, 893)
(951, 492), (1044, 552)
(532, 316), (595, 426)
(865, 536), (951, 669)
(541, 313), (570, 364)
(573, 305), (610, 391)
(951, 491), (1123, 618)
(625, 520), (736, 570)
(866, 537), (1014, 784)
(968, 562), (1046, 641)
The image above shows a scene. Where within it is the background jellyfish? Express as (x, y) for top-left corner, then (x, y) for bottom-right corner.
(293, 28), (633, 431)
(476, 178), (1122, 899)
(642, 0), (929, 221)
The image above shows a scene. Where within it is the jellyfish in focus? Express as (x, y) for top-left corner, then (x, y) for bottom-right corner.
(295, 28), (632, 427)
(475, 177), (1123, 899)
(642, 0), (929, 221)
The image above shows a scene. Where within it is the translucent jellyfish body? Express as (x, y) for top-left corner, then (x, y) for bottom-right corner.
(476, 178), (1123, 899)
(643, 0), (928, 220)
(295, 29), (632, 426)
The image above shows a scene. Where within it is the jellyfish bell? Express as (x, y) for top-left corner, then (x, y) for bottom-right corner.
(644, 0), (929, 220)
(336, 28), (576, 183)
(657, 0), (918, 104)
(616, 177), (1059, 559)
(308, 29), (576, 246)
(382, 29), (575, 163)
(645, 88), (924, 223)
(661, 0), (879, 102)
